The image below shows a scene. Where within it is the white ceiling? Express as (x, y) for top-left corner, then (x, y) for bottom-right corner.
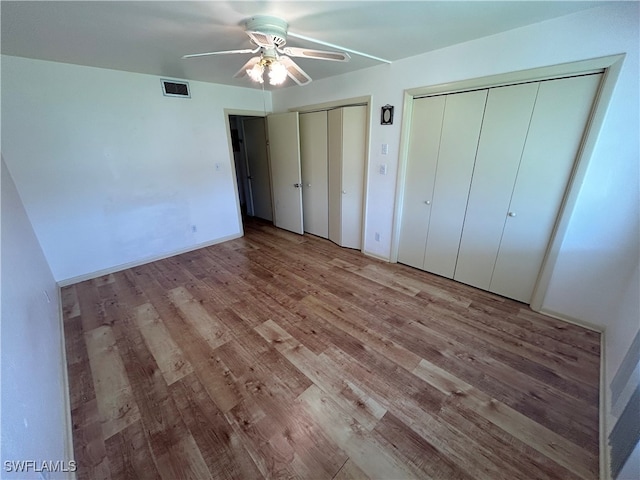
(1, 1), (609, 89)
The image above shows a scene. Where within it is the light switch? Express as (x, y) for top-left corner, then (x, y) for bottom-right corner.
(379, 164), (388, 175)
(381, 143), (389, 155)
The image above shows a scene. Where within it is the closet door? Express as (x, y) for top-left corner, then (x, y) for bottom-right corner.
(397, 96), (445, 269)
(340, 105), (367, 249)
(490, 73), (602, 302)
(423, 90), (487, 277)
(398, 90), (486, 276)
(300, 111), (329, 238)
(454, 82), (539, 291)
(327, 108), (343, 245)
(328, 106), (366, 249)
(267, 112), (304, 235)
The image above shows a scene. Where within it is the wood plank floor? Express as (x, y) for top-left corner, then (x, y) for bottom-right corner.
(62, 218), (601, 480)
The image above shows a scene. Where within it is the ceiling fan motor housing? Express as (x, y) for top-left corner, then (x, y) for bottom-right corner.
(245, 15), (289, 47)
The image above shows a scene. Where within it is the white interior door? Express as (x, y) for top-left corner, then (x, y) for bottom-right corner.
(489, 73), (602, 302)
(454, 82), (539, 291)
(242, 117), (272, 221)
(267, 112), (304, 234)
(339, 106), (366, 249)
(423, 89), (487, 278)
(300, 111), (329, 238)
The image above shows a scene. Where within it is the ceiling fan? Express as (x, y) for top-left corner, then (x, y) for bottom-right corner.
(181, 15), (355, 86)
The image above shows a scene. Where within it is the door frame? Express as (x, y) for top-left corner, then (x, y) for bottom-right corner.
(391, 54), (625, 310)
(287, 95), (372, 252)
(224, 109), (272, 234)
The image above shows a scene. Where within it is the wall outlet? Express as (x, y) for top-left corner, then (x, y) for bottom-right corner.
(374, 232), (381, 242)
(379, 164), (387, 175)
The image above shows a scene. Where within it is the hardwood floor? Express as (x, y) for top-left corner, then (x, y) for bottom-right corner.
(62, 218), (601, 479)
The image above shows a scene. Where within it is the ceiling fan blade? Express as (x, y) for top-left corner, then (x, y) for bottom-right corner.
(279, 56), (312, 86)
(182, 48), (258, 59)
(279, 47), (350, 62)
(288, 31), (391, 64)
(233, 56), (261, 79)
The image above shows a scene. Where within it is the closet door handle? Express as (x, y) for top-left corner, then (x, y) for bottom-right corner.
(424, 200), (431, 205)
(306, 183), (311, 187)
(508, 211), (516, 217)
(341, 190), (347, 194)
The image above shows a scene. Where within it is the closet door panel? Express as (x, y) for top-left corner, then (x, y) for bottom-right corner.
(454, 82), (539, 290)
(397, 96), (445, 269)
(424, 89), (487, 278)
(340, 106), (367, 249)
(267, 112), (304, 234)
(327, 108), (343, 245)
(490, 73), (602, 302)
(300, 111), (329, 238)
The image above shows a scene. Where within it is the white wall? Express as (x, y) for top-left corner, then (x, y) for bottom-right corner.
(273, 1), (639, 467)
(1, 156), (72, 479)
(1, 56), (271, 283)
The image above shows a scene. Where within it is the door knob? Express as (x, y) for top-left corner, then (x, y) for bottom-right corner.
(306, 183), (311, 187)
(508, 212), (516, 217)
(341, 190), (347, 194)
(424, 200), (431, 205)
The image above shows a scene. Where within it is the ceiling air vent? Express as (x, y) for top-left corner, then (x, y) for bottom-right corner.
(161, 79), (190, 98)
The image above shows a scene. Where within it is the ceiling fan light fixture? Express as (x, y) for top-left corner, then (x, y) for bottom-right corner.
(247, 62), (264, 83)
(268, 61), (287, 85)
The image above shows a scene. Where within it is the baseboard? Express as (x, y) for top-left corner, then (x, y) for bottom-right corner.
(362, 250), (391, 263)
(535, 307), (605, 333)
(57, 287), (77, 480)
(600, 331), (611, 480)
(57, 233), (243, 287)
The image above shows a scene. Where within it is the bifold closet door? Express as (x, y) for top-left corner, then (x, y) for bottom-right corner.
(454, 82), (540, 291)
(397, 96), (444, 269)
(423, 90), (487, 277)
(397, 89), (487, 277)
(489, 73), (602, 302)
(299, 111), (329, 238)
(328, 106), (366, 249)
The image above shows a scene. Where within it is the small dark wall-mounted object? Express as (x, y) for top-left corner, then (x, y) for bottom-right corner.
(381, 105), (394, 125)
(161, 79), (190, 98)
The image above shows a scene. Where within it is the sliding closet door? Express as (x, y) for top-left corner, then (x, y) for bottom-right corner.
(453, 82), (539, 291)
(300, 111), (329, 238)
(423, 90), (487, 277)
(490, 73), (602, 302)
(340, 105), (367, 249)
(397, 96), (444, 269)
